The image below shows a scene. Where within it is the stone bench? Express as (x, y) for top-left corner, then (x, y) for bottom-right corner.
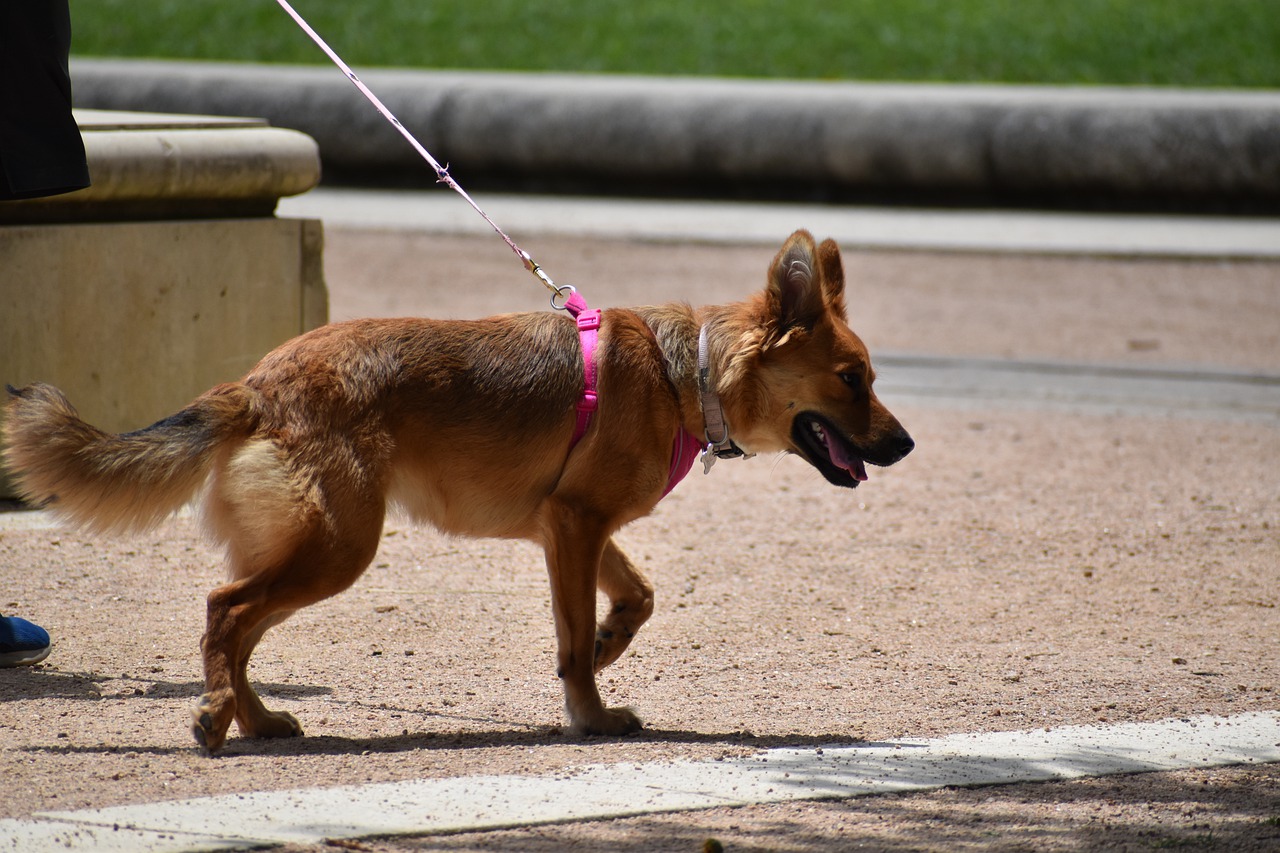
(1, 110), (326, 498)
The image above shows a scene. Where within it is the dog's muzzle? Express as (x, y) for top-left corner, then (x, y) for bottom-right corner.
(792, 413), (913, 489)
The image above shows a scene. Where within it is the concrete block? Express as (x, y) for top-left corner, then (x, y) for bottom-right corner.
(0, 110), (326, 499)
(1, 216), (326, 433)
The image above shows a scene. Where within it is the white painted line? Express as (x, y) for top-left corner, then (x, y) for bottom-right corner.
(3, 712), (1277, 852)
(277, 187), (1280, 258)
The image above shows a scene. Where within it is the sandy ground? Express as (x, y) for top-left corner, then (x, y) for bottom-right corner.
(2, 230), (1278, 850)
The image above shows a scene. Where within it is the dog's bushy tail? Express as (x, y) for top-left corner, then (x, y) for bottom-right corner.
(3, 382), (258, 535)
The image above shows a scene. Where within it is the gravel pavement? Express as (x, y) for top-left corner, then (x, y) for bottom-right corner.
(2, 227), (1277, 851)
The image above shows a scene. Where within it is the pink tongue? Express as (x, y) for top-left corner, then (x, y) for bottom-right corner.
(826, 433), (869, 481)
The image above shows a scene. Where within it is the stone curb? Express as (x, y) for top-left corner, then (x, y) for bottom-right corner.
(71, 59), (1280, 208)
(0, 109), (320, 223)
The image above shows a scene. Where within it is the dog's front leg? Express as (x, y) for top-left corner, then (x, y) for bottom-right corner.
(594, 538), (654, 673)
(542, 515), (643, 735)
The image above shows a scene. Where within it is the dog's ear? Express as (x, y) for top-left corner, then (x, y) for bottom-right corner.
(816, 238), (847, 322)
(766, 230), (824, 332)
(766, 230), (848, 334)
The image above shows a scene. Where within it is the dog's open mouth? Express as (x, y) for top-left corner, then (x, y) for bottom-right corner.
(792, 413), (868, 488)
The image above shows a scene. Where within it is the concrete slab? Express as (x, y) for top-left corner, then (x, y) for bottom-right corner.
(7, 712), (1276, 852)
(876, 355), (1280, 423)
(277, 187), (1280, 258)
(1, 110), (319, 224)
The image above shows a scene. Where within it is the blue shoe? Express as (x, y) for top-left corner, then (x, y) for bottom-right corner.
(0, 615), (51, 667)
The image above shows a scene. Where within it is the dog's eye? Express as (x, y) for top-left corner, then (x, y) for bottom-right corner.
(839, 372), (863, 399)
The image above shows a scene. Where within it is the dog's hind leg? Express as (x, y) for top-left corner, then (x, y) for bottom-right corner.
(193, 583), (302, 753)
(230, 609), (300, 739)
(192, 574), (276, 753)
(593, 538), (654, 673)
(541, 514), (643, 736)
(192, 505), (385, 753)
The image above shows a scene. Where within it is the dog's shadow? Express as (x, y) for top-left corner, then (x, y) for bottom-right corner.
(216, 725), (869, 759)
(0, 667), (330, 702)
(5, 668), (871, 759)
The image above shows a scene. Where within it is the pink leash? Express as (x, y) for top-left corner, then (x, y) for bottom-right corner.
(275, 0), (562, 299)
(276, 0), (700, 496)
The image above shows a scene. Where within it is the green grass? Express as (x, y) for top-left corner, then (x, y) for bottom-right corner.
(72, 0), (1280, 87)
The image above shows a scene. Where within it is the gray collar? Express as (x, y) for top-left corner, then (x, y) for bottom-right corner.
(697, 324), (751, 473)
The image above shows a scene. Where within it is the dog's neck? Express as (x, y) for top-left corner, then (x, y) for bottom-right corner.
(634, 304), (747, 460)
(631, 304), (700, 433)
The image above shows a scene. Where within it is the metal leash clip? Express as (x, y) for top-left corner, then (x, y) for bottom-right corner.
(550, 284), (577, 312)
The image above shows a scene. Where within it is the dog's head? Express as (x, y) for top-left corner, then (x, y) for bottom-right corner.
(716, 230), (914, 488)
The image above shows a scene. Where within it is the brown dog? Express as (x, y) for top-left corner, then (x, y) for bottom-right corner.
(4, 229), (912, 752)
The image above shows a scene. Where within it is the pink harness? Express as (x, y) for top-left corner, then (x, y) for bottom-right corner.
(565, 291), (600, 446)
(564, 293), (700, 497)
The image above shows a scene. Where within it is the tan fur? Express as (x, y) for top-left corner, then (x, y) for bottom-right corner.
(3, 230), (912, 752)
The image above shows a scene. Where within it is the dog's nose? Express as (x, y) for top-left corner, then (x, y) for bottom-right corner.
(893, 431), (915, 462)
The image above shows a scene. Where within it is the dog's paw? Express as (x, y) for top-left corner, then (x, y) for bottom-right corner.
(575, 705), (643, 737)
(241, 709), (303, 740)
(593, 627), (630, 673)
(191, 694), (232, 755)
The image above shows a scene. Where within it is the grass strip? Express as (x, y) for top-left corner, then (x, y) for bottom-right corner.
(72, 0), (1280, 88)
